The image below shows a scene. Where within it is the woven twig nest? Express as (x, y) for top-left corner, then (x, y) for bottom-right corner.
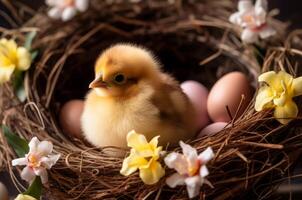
(0, 0), (301, 199)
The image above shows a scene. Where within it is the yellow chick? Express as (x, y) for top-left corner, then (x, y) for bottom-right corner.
(81, 44), (197, 149)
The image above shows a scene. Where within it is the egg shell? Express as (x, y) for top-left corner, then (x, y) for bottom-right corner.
(207, 72), (253, 122)
(181, 80), (210, 131)
(60, 100), (84, 138)
(0, 182), (9, 200)
(198, 122), (229, 138)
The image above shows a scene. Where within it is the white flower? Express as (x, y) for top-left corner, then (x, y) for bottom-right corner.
(229, 0), (276, 43)
(12, 137), (60, 184)
(164, 141), (214, 199)
(46, 0), (89, 21)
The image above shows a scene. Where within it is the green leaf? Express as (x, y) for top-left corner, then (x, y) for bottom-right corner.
(31, 50), (38, 61)
(12, 70), (26, 102)
(13, 70), (24, 90)
(16, 87), (26, 102)
(23, 177), (42, 199)
(1, 125), (29, 157)
(24, 31), (37, 51)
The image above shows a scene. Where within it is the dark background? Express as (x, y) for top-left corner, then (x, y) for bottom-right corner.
(11, 0), (302, 25)
(1, 0), (302, 27)
(0, 0), (301, 199)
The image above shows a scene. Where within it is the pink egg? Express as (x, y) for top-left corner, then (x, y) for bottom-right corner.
(198, 122), (229, 138)
(207, 72), (253, 122)
(181, 80), (210, 131)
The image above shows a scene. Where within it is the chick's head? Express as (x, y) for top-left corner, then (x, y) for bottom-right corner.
(89, 44), (161, 98)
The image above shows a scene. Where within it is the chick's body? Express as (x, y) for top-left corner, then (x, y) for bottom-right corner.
(81, 44), (197, 148)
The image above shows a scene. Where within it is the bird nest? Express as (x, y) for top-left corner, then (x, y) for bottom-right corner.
(0, 0), (301, 199)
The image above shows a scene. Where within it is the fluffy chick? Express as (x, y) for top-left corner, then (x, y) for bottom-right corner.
(81, 44), (198, 149)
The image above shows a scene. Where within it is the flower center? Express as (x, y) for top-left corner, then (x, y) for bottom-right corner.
(28, 154), (40, 168)
(0, 44), (17, 66)
(242, 11), (266, 30)
(187, 160), (201, 176)
(64, 0), (75, 7)
(243, 14), (256, 24)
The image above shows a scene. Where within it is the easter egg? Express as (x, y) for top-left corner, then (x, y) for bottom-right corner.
(207, 72), (253, 122)
(181, 80), (210, 130)
(60, 100), (84, 138)
(197, 122), (228, 138)
(0, 182), (9, 200)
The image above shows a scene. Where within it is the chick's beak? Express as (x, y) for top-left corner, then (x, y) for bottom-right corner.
(89, 76), (107, 89)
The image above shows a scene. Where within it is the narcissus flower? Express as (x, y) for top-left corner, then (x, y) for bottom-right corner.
(0, 38), (31, 84)
(12, 137), (61, 184)
(46, 0), (89, 21)
(255, 71), (302, 124)
(164, 141), (214, 199)
(120, 131), (165, 185)
(15, 194), (37, 200)
(229, 0), (276, 43)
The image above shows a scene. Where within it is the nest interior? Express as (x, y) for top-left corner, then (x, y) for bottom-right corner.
(1, 1), (302, 200)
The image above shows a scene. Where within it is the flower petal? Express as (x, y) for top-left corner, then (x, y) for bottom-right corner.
(149, 135), (159, 149)
(180, 141), (198, 167)
(40, 154), (60, 169)
(34, 167), (48, 184)
(241, 28), (258, 43)
(238, 0), (253, 12)
(45, 0), (56, 6)
(37, 141), (53, 156)
(199, 165), (209, 178)
(278, 71), (293, 87)
(258, 71), (276, 84)
(229, 12), (241, 25)
(21, 166), (36, 183)
(292, 77), (302, 97)
(16, 47), (31, 70)
(62, 7), (77, 21)
(139, 159), (165, 185)
(184, 176), (201, 199)
(28, 137), (40, 154)
(127, 130), (148, 148)
(166, 173), (185, 188)
(197, 147), (214, 164)
(1, 39), (17, 52)
(255, 86), (274, 111)
(254, 0), (267, 25)
(48, 7), (62, 20)
(259, 71), (293, 90)
(75, 0), (89, 12)
(0, 65), (15, 84)
(274, 100), (298, 124)
(12, 157), (28, 166)
(255, 0), (268, 11)
(120, 150), (148, 176)
(126, 131), (155, 157)
(259, 26), (276, 39)
(273, 92), (287, 107)
(164, 152), (188, 175)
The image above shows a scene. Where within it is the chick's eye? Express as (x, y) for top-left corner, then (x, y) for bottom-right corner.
(114, 74), (126, 84)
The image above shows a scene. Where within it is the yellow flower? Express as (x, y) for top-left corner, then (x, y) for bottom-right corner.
(0, 38), (31, 84)
(255, 71), (302, 124)
(15, 194), (37, 200)
(120, 130), (165, 185)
